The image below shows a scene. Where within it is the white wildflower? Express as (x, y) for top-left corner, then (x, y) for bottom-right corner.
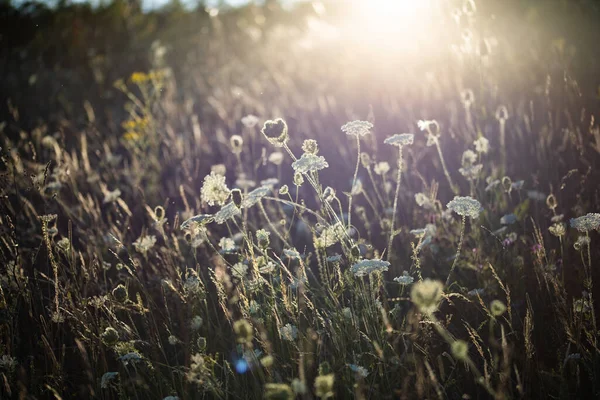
(191, 315), (203, 331)
(394, 271), (414, 285)
(348, 364), (369, 378)
(292, 153), (329, 174)
(201, 171), (230, 207)
(570, 213), (600, 232)
(119, 352), (142, 366)
(459, 164), (483, 180)
(474, 136), (489, 154)
(219, 237), (236, 252)
(447, 196), (482, 218)
(279, 323), (298, 341)
(384, 133), (414, 147)
(461, 150), (477, 167)
(133, 235), (157, 254)
(241, 186), (270, 208)
(268, 151), (284, 166)
(231, 263), (248, 279)
(341, 120), (373, 137)
(351, 259), (390, 277)
(415, 192), (433, 209)
(214, 202), (241, 224)
(411, 279), (444, 314)
(241, 114), (259, 128)
(374, 161), (390, 175)
(315, 223), (345, 248)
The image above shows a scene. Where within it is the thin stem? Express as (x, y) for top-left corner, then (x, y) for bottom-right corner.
(387, 146), (403, 261)
(435, 139), (457, 194)
(446, 215), (466, 286)
(348, 136), (361, 230)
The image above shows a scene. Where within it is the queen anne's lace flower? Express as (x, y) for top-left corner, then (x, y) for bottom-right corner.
(350, 259), (390, 277)
(570, 213), (600, 232)
(314, 223), (345, 248)
(292, 153), (329, 174)
(201, 171), (230, 207)
(241, 186), (270, 208)
(214, 202), (241, 224)
(384, 133), (414, 147)
(394, 271), (414, 285)
(341, 120), (373, 137)
(447, 196), (482, 219)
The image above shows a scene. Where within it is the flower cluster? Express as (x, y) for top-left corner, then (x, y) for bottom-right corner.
(341, 120), (373, 137)
(350, 259), (390, 277)
(201, 171), (231, 207)
(570, 213), (600, 232)
(291, 153), (329, 174)
(447, 196), (482, 219)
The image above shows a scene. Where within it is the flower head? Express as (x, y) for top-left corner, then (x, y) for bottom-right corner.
(447, 196), (482, 218)
(241, 114), (259, 128)
(474, 136), (489, 154)
(279, 323), (298, 341)
(201, 171), (230, 207)
(214, 202), (241, 224)
(411, 279), (444, 314)
(292, 153), (329, 174)
(384, 133), (414, 147)
(341, 120), (373, 137)
(350, 259), (390, 277)
(570, 213), (600, 232)
(394, 271), (414, 285)
(261, 118), (288, 147)
(241, 186), (270, 208)
(180, 214), (213, 230)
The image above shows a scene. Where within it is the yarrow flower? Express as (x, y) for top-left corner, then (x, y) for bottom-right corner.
(447, 196), (482, 219)
(570, 213), (600, 232)
(341, 120), (373, 137)
(394, 271), (414, 285)
(384, 133), (414, 147)
(292, 153), (329, 174)
(201, 171), (231, 207)
(350, 259), (390, 277)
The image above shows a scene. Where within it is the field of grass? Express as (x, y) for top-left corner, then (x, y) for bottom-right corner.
(1, 0), (600, 398)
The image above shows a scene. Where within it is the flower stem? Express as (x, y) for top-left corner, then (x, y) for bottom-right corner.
(387, 146), (403, 261)
(348, 136), (361, 230)
(446, 215), (466, 286)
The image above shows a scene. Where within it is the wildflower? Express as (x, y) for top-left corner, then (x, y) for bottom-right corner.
(264, 383), (294, 400)
(214, 202), (241, 224)
(283, 248), (301, 260)
(112, 284), (128, 303)
(384, 133), (414, 147)
(292, 379), (307, 395)
(279, 184), (289, 195)
(411, 279), (444, 314)
(233, 320), (253, 343)
(259, 260), (276, 274)
(180, 214), (213, 230)
(418, 119), (441, 146)
(315, 223), (345, 248)
(219, 237), (236, 252)
(302, 139), (319, 154)
(293, 172), (304, 186)
(467, 288), (485, 297)
(461, 150), (477, 166)
(201, 171), (231, 207)
(168, 335), (179, 345)
(230, 135), (243, 154)
(314, 374), (335, 398)
(511, 180), (525, 191)
(459, 164), (483, 180)
(103, 189), (121, 204)
(56, 237), (70, 252)
(348, 364), (369, 378)
(490, 300), (507, 317)
(279, 323), (298, 341)
(351, 179), (363, 195)
(415, 192), (433, 209)
(374, 161), (390, 175)
(474, 136), (489, 154)
(341, 120), (373, 137)
(351, 259), (390, 277)
(241, 114), (259, 128)
(574, 235), (591, 251)
(292, 153), (329, 174)
(446, 196), (482, 219)
(500, 214), (517, 225)
(191, 315), (203, 331)
(394, 271), (414, 285)
(485, 179), (500, 191)
(119, 352), (142, 366)
(323, 186), (336, 202)
(256, 229), (271, 249)
(570, 213), (600, 232)
(133, 235), (157, 254)
(451, 340), (469, 361)
(100, 372), (119, 389)
(549, 222), (566, 237)
(240, 186), (269, 209)
(231, 263), (248, 279)
(261, 118), (289, 147)
(268, 151), (284, 165)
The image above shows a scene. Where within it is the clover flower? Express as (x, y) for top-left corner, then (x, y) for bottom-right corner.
(291, 153), (329, 174)
(394, 271), (414, 285)
(410, 279), (444, 314)
(214, 202), (241, 224)
(384, 133), (414, 147)
(447, 196), (482, 218)
(256, 229), (271, 248)
(201, 171), (230, 207)
(279, 323), (298, 341)
(341, 120), (373, 137)
(350, 259), (390, 277)
(241, 186), (270, 208)
(570, 213), (600, 232)
(261, 118), (288, 147)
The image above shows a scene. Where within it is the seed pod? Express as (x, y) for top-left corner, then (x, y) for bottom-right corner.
(261, 118), (288, 147)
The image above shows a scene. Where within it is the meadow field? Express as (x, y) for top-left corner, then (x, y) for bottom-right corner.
(1, 0), (600, 398)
